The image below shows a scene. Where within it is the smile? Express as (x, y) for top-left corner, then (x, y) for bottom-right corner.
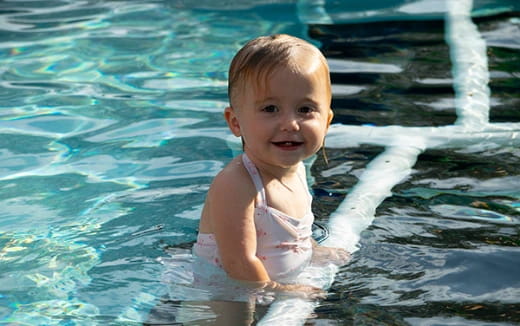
(272, 141), (304, 148)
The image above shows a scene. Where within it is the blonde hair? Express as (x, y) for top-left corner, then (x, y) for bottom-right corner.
(227, 34), (331, 108)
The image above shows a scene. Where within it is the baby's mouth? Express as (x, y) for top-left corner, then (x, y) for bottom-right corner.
(272, 141), (304, 148)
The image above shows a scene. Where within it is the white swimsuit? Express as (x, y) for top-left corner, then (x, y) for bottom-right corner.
(193, 153), (314, 281)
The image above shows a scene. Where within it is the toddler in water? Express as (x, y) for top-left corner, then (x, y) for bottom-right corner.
(193, 34), (350, 297)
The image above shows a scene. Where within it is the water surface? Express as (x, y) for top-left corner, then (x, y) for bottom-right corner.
(0, 1), (519, 325)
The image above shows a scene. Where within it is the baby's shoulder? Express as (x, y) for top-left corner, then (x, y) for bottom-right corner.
(210, 156), (254, 197)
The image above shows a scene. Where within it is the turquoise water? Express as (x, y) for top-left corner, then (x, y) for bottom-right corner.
(1, 1), (519, 325)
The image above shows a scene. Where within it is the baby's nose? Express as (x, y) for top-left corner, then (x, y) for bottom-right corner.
(280, 113), (300, 131)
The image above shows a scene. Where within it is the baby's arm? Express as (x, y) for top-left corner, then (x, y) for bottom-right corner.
(209, 170), (270, 281)
(311, 239), (351, 266)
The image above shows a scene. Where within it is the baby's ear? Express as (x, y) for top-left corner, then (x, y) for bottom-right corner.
(327, 109), (334, 127)
(224, 106), (241, 137)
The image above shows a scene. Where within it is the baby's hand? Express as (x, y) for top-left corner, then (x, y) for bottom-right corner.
(266, 281), (326, 300)
(312, 246), (351, 266)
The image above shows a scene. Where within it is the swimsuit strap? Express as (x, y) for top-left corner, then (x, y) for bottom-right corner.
(241, 154), (267, 209)
(297, 164), (313, 207)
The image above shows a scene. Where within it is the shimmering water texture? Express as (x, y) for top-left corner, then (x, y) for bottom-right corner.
(0, 0), (519, 325)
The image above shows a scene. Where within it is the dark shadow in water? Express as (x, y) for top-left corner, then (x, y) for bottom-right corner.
(307, 11), (520, 325)
(144, 298), (269, 326)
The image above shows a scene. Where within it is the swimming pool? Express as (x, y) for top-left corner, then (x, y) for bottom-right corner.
(1, 0), (519, 325)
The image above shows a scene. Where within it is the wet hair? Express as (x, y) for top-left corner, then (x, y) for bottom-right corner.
(227, 34), (331, 108)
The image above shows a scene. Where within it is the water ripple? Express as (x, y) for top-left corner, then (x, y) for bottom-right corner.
(0, 0), (518, 325)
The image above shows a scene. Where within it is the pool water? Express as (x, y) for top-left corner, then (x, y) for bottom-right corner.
(1, 1), (519, 325)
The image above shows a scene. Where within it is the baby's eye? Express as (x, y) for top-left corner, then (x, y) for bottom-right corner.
(298, 106), (314, 114)
(262, 105), (278, 113)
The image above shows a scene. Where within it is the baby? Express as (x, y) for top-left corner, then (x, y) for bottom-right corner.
(193, 34), (350, 297)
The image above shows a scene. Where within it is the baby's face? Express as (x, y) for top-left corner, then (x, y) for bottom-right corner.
(229, 57), (332, 169)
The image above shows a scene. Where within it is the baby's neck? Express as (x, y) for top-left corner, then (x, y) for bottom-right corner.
(259, 166), (300, 193)
(245, 153), (300, 180)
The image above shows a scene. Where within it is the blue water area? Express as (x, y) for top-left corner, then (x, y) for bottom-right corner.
(1, 0), (519, 325)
